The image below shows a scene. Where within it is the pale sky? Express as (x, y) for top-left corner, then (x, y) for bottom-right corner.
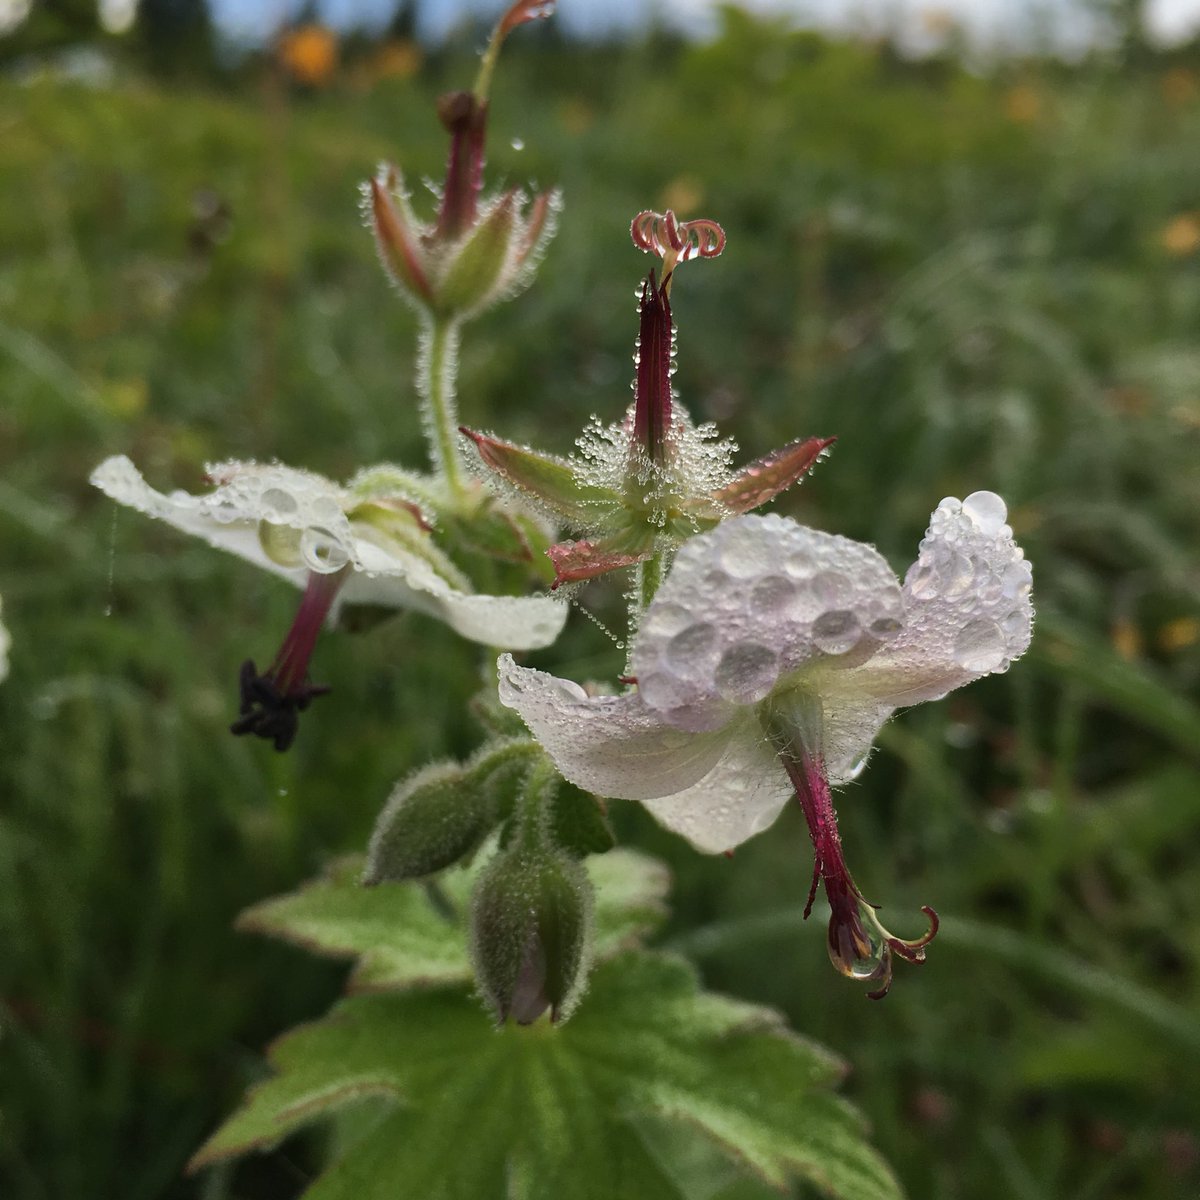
(199, 0), (1200, 51)
(2, 0), (1199, 51)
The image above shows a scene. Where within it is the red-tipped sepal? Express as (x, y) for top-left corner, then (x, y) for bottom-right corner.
(370, 168), (434, 305)
(461, 427), (620, 526)
(547, 538), (650, 588)
(705, 436), (836, 516)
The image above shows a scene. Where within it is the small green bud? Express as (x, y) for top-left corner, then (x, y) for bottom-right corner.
(363, 762), (493, 884)
(469, 848), (592, 1025)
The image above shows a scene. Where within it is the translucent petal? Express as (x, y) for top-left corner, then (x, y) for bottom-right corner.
(639, 714), (793, 853)
(834, 492), (1034, 709)
(631, 514), (902, 727)
(497, 655), (732, 800)
(90, 455), (321, 583)
(92, 456), (568, 651)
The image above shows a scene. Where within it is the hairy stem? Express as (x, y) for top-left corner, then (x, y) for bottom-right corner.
(418, 316), (467, 497)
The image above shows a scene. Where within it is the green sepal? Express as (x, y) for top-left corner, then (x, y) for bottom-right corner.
(363, 739), (541, 884)
(461, 427), (621, 528)
(551, 782), (616, 858)
(233, 848), (670, 994)
(434, 192), (518, 318)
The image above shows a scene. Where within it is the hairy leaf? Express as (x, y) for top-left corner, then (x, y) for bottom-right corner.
(192, 952), (901, 1200)
(236, 849), (669, 993)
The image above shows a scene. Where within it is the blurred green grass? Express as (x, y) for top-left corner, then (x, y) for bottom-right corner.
(1, 12), (1199, 1199)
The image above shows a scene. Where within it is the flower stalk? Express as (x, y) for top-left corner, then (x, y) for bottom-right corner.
(418, 316), (467, 497)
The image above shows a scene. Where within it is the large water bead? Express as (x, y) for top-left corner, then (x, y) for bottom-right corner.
(952, 616), (1008, 673)
(259, 486), (300, 521)
(665, 622), (721, 679)
(258, 520), (305, 568)
(961, 490), (1008, 536)
(300, 526), (352, 573)
(812, 609), (864, 655)
(714, 642), (780, 704)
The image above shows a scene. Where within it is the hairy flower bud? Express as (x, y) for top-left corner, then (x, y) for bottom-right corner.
(363, 742), (538, 884)
(469, 847), (592, 1024)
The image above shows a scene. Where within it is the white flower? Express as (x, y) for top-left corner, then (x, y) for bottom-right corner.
(498, 493), (1033, 995)
(92, 455), (567, 749)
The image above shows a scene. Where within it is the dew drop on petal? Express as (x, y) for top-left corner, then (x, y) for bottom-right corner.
(714, 642), (778, 703)
(750, 575), (794, 617)
(718, 532), (771, 579)
(666, 623), (719, 676)
(640, 601), (694, 640)
(961, 490), (1008, 536)
(953, 617), (1007, 672)
(300, 526), (351, 573)
(812, 609), (862, 655)
(261, 486), (299, 520)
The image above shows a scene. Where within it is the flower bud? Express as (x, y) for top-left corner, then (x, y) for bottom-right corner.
(469, 847), (591, 1024)
(363, 745), (534, 884)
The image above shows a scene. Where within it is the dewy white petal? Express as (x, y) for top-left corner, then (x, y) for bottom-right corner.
(831, 491), (1034, 710)
(90, 451), (314, 583)
(92, 455), (567, 651)
(631, 514), (903, 728)
(347, 544), (566, 651)
(639, 713), (793, 854)
(0, 594), (9, 684)
(498, 655), (732, 800)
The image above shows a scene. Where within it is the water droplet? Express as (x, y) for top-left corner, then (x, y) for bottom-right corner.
(666, 623), (719, 676)
(300, 526), (350, 573)
(510, 137), (525, 151)
(812, 610), (862, 655)
(962, 490), (1007, 536)
(953, 617), (1007, 672)
(714, 642), (778, 703)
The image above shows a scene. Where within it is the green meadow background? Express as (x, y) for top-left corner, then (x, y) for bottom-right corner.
(1, 9), (1199, 1198)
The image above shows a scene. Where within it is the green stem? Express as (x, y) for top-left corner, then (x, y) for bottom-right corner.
(515, 754), (558, 852)
(418, 316), (467, 498)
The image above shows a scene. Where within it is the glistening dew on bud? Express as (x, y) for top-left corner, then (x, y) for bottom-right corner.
(469, 846), (592, 1025)
(364, 0), (560, 323)
(499, 495), (1033, 997)
(462, 211), (834, 590)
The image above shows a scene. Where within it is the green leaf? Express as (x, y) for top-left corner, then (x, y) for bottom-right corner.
(235, 849), (671, 993)
(550, 782), (617, 858)
(191, 952), (901, 1200)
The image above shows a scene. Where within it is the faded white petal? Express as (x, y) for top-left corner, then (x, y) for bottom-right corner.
(498, 655), (732, 799)
(640, 714), (793, 853)
(832, 492), (1034, 710)
(347, 550), (565, 650)
(92, 455), (567, 651)
(631, 514), (903, 729)
(89, 455), (348, 581)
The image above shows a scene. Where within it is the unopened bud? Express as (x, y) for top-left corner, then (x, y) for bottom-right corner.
(435, 191), (520, 318)
(363, 750), (530, 883)
(469, 848), (591, 1024)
